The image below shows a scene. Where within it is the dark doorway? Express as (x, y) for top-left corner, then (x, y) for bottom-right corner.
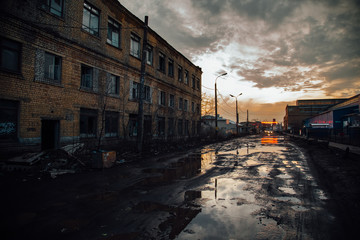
(41, 120), (60, 150)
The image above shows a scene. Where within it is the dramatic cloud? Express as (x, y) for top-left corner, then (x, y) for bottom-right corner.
(120, 0), (360, 121)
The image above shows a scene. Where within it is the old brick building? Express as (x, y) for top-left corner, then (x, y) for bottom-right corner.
(0, 0), (202, 157)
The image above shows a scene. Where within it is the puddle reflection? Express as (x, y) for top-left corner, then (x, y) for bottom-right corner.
(261, 136), (279, 145)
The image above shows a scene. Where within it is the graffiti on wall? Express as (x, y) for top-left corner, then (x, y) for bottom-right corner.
(0, 122), (16, 136)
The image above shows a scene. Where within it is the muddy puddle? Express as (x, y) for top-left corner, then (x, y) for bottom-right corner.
(172, 135), (332, 239)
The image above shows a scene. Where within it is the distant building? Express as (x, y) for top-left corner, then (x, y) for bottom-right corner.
(304, 94), (360, 145)
(202, 115), (237, 137)
(0, 0), (201, 159)
(284, 98), (346, 134)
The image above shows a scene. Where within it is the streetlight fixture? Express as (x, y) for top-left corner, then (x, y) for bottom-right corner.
(215, 72), (227, 140)
(230, 93), (242, 136)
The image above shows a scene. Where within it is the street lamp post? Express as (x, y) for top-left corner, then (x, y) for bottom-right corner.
(215, 72), (227, 140)
(230, 93), (242, 136)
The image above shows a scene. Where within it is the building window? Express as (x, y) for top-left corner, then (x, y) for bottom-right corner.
(44, 52), (61, 83)
(159, 90), (166, 106)
(192, 120), (196, 135)
(129, 114), (138, 137)
(130, 33), (141, 58)
(157, 117), (165, 137)
(107, 17), (120, 48)
(82, 1), (100, 36)
(130, 81), (152, 102)
(0, 99), (18, 141)
(107, 73), (119, 95)
(81, 65), (93, 89)
(192, 75), (196, 89)
(178, 119), (183, 136)
(179, 97), (183, 110)
(196, 103), (200, 114)
(191, 102), (195, 113)
(144, 85), (151, 102)
(168, 59), (174, 77)
(184, 70), (189, 85)
(196, 78), (200, 90)
(184, 99), (188, 112)
(185, 120), (189, 135)
(169, 94), (175, 108)
(0, 37), (21, 73)
(158, 52), (166, 73)
(42, 0), (64, 17)
(80, 108), (97, 138)
(168, 118), (174, 136)
(145, 45), (153, 65)
(105, 111), (118, 137)
(178, 65), (183, 82)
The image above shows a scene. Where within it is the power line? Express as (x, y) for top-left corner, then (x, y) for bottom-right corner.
(202, 85), (214, 90)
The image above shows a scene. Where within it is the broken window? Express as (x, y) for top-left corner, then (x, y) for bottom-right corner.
(82, 1), (100, 36)
(80, 65), (98, 91)
(184, 70), (189, 85)
(130, 33), (141, 58)
(130, 81), (152, 102)
(178, 65), (183, 82)
(107, 17), (120, 48)
(44, 52), (61, 83)
(168, 59), (174, 77)
(107, 73), (119, 95)
(179, 97), (183, 110)
(169, 94), (175, 108)
(42, 0), (64, 17)
(159, 90), (166, 106)
(158, 52), (166, 73)
(0, 37), (21, 73)
(80, 108), (97, 138)
(184, 99), (188, 112)
(105, 111), (118, 137)
(145, 44), (153, 65)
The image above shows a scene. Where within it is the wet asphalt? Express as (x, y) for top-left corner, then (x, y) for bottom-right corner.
(1, 134), (348, 239)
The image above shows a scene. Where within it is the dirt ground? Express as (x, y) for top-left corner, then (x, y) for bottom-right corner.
(290, 137), (360, 240)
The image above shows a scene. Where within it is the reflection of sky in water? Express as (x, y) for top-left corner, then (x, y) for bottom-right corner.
(177, 178), (281, 239)
(180, 136), (329, 240)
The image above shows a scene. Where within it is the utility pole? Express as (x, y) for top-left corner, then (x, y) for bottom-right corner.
(246, 109), (249, 133)
(215, 81), (218, 139)
(215, 72), (227, 140)
(230, 93), (242, 136)
(137, 16), (149, 152)
(236, 100), (239, 135)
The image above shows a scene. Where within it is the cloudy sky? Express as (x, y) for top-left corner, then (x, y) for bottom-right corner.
(120, 0), (360, 122)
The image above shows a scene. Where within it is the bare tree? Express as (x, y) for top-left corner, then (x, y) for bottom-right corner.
(201, 92), (215, 116)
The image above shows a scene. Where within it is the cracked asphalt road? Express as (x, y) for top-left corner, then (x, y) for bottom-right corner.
(1, 134), (358, 239)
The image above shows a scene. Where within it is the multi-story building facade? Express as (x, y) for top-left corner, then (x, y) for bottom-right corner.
(0, 0), (202, 158)
(284, 98), (346, 134)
